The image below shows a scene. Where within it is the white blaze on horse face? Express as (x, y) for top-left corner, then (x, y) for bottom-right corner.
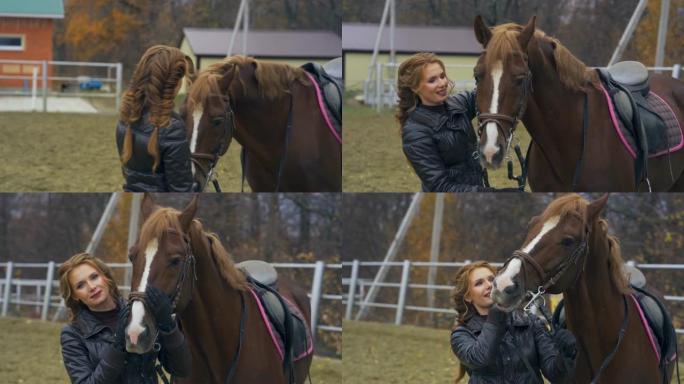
(483, 61), (504, 163)
(495, 215), (560, 292)
(127, 238), (158, 345)
(190, 107), (203, 176)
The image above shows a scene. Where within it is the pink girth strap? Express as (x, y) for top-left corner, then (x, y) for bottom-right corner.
(629, 293), (661, 363)
(303, 71), (342, 144)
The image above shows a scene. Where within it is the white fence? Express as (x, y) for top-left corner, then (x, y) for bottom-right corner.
(0, 260), (341, 342)
(0, 59), (123, 111)
(363, 61), (683, 109)
(343, 259), (684, 335)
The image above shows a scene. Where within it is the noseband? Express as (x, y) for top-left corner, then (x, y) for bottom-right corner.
(191, 103), (236, 192)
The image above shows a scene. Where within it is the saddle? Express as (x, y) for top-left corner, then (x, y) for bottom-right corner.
(551, 266), (677, 377)
(301, 58), (343, 137)
(237, 261), (313, 373)
(597, 61), (683, 187)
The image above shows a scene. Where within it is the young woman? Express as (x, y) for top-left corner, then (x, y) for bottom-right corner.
(398, 53), (519, 192)
(116, 45), (196, 192)
(59, 253), (191, 383)
(450, 261), (576, 383)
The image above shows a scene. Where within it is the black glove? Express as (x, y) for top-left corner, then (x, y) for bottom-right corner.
(146, 286), (174, 332)
(553, 328), (577, 358)
(486, 304), (510, 326)
(113, 304), (130, 352)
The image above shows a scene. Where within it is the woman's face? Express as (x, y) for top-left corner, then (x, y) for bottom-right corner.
(69, 263), (115, 312)
(465, 267), (495, 315)
(414, 62), (449, 106)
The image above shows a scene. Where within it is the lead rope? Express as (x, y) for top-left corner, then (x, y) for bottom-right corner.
(590, 294), (630, 384)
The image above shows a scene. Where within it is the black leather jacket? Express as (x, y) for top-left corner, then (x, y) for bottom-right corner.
(115, 112), (194, 192)
(451, 309), (575, 384)
(60, 299), (191, 384)
(402, 91), (490, 192)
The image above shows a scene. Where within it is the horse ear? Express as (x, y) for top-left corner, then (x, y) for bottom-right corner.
(586, 193), (609, 223)
(474, 15), (492, 47)
(141, 193), (159, 222)
(518, 15), (536, 50)
(179, 195), (199, 233)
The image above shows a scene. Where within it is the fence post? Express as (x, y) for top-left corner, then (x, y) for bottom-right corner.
(42, 261), (55, 321)
(345, 260), (360, 320)
(115, 63), (123, 110)
(375, 62), (382, 112)
(310, 261), (325, 341)
(395, 259), (411, 325)
(41, 61), (48, 112)
(673, 64), (681, 79)
(31, 66), (38, 111)
(2, 262), (14, 316)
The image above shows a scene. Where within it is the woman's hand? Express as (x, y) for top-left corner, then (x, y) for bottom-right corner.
(146, 286), (174, 332)
(553, 328), (577, 358)
(113, 304), (130, 352)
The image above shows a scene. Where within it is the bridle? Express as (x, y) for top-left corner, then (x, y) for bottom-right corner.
(190, 100), (236, 192)
(476, 51), (533, 157)
(504, 216), (630, 384)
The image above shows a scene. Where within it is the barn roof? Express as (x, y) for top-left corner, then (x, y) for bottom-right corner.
(183, 28), (341, 59)
(342, 23), (481, 55)
(0, 0), (64, 19)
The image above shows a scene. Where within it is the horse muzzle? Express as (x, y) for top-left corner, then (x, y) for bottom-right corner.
(491, 279), (524, 311)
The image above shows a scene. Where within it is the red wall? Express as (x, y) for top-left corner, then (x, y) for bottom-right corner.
(0, 17), (55, 88)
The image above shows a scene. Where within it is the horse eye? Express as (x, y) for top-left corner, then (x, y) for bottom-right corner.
(128, 252), (137, 262)
(212, 118), (223, 127)
(169, 257), (182, 267)
(560, 237), (575, 247)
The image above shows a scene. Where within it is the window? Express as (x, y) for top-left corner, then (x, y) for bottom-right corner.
(0, 35), (25, 51)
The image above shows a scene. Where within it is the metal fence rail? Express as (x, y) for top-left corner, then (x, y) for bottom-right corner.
(343, 259), (684, 335)
(0, 59), (123, 111)
(0, 260), (341, 341)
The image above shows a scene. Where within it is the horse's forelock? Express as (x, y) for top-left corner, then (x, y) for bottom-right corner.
(138, 208), (184, 259)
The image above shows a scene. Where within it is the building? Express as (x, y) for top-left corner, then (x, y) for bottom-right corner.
(180, 28), (342, 71)
(342, 23), (482, 90)
(0, 0), (64, 88)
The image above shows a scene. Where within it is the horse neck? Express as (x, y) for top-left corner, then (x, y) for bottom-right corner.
(563, 221), (627, 374)
(231, 80), (291, 166)
(523, 47), (587, 187)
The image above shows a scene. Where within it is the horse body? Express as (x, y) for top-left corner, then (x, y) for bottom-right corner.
(491, 194), (671, 383)
(127, 195), (313, 384)
(474, 16), (684, 191)
(185, 56), (341, 192)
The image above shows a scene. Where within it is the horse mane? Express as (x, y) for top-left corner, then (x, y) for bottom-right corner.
(186, 55), (309, 114)
(487, 23), (596, 91)
(139, 207), (247, 291)
(539, 194), (629, 293)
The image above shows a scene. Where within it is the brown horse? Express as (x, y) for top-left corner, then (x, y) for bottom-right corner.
(183, 56), (341, 192)
(491, 194), (675, 383)
(473, 16), (684, 191)
(124, 194), (314, 383)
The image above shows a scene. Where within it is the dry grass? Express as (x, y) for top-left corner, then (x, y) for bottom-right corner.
(0, 316), (340, 384)
(0, 112), (245, 192)
(342, 102), (531, 192)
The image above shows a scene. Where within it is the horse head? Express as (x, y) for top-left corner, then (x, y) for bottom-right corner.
(473, 15), (536, 168)
(125, 194), (199, 354)
(183, 61), (238, 191)
(492, 194), (608, 311)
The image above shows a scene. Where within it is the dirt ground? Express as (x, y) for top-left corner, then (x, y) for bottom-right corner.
(0, 316), (341, 384)
(343, 102), (531, 192)
(0, 112), (245, 192)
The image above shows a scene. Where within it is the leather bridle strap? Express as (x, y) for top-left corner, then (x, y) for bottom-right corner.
(571, 93), (589, 191)
(590, 294), (630, 384)
(224, 291), (246, 384)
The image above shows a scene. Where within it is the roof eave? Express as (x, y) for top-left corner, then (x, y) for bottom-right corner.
(0, 13), (64, 19)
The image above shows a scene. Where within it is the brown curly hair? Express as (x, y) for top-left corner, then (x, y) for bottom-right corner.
(450, 261), (497, 383)
(396, 52), (451, 127)
(119, 45), (195, 171)
(58, 253), (121, 322)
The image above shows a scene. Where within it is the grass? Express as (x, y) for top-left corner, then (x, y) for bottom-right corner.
(0, 112), (245, 192)
(342, 102), (531, 192)
(342, 320), (684, 384)
(0, 316), (340, 384)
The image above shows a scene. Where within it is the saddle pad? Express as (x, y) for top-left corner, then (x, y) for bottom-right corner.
(248, 287), (314, 362)
(599, 84), (683, 158)
(303, 71), (342, 144)
(629, 293), (662, 362)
